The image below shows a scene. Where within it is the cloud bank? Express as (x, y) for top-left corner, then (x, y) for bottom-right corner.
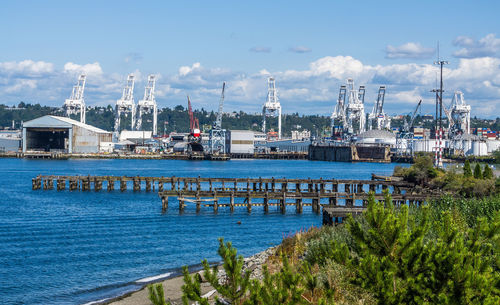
(385, 42), (435, 59)
(1, 53), (499, 118)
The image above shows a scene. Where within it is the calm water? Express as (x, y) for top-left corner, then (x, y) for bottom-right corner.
(0, 159), (403, 304)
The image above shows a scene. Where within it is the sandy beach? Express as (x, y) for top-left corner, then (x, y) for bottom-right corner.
(104, 246), (276, 305)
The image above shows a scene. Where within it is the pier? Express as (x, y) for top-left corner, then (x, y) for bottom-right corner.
(32, 175), (441, 221)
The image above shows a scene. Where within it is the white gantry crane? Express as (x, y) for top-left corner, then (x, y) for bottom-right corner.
(368, 86), (390, 130)
(450, 91), (471, 136)
(345, 78), (366, 134)
(63, 74), (87, 123)
(262, 77), (282, 139)
(330, 84), (347, 133)
(114, 74), (136, 137)
(136, 75), (158, 135)
(209, 82), (227, 154)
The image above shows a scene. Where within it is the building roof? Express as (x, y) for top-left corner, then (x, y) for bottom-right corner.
(23, 115), (110, 134)
(358, 129), (395, 139)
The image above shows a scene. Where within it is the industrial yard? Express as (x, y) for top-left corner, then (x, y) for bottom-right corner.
(0, 69), (499, 163)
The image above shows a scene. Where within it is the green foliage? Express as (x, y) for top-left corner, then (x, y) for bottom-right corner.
(181, 265), (209, 305)
(474, 163), (483, 179)
(148, 283), (171, 305)
(484, 164), (494, 179)
(394, 155), (437, 185)
(322, 192), (500, 305)
(182, 238), (250, 305)
(464, 159), (473, 177)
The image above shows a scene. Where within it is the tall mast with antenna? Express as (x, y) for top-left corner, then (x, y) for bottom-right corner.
(433, 42), (448, 167)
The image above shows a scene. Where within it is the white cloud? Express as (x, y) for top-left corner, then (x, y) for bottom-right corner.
(289, 46), (312, 53)
(0, 60), (54, 76)
(0, 55), (499, 118)
(453, 34), (500, 58)
(249, 46), (272, 53)
(385, 42), (435, 59)
(63, 62), (103, 76)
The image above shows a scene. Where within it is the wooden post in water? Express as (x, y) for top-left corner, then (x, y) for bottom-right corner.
(296, 198), (303, 213)
(213, 196), (218, 213)
(162, 196), (168, 211)
(145, 179), (151, 192)
(120, 179), (127, 192)
(230, 195), (234, 212)
(57, 179), (65, 190)
(158, 179), (163, 192)
(280, 194), (286, 214)
(107, 179), (114, 191)
(196, 197), (201, 212)
(95, 178), (102, 192)
(247, 195), (252, 213)
(263, 195), (269, 213)
(133, 177), (140, 192)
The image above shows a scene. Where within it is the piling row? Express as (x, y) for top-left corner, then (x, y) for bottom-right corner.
(31, 175), (440, 219)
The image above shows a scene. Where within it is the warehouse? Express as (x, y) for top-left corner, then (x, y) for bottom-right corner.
(228, 130), (255, 154)
(22, 115), (112, 153)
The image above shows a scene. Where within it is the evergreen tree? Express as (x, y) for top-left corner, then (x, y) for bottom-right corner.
(148, 283), (171, 305)
(182, 238), (250, 305)
(474, 163), (483, 179)
(464, 159), (473, 177)
(483, 164), (494, 179)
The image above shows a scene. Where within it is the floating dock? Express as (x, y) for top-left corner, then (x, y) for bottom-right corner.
(32, 175), (440, 221)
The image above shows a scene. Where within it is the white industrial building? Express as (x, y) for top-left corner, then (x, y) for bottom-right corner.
(228, 130), (255, 154)
(356, 130), (396, 146)
(0, 131), (21, 153)
(22, 115), (112, 153)
(119, 130), (153, 145)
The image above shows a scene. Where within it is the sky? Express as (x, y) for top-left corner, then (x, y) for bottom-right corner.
(1, 0), (499, 118)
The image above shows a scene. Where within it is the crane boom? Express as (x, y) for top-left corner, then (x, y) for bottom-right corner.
(215, 82), (225, 129)
(407, 99), (422, 132)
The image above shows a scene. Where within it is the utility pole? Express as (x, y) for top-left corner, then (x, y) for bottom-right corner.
(433, 49), (448, 167)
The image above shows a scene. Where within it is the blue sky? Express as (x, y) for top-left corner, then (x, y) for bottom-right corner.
(1, 0), (499, 117)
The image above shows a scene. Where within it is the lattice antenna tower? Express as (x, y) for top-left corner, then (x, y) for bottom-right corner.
(136, 75), (157, 135)
(63, 74), (87, 123)
(262, 77), (282, 139)
(114, 74), (136, 136)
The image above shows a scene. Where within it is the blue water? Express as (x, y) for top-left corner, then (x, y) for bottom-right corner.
(0, 159), (403, 304)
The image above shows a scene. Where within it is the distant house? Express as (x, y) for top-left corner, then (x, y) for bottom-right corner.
(22, 115), (112, 153)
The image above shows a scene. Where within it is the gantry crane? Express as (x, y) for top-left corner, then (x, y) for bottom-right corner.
(136, 75), (157, 135)
(114, 74), (135, 137)
(262, 77), (282, 139)
(396, 99), (422, 156)
(331, 84), (347, 135)
(208, 82), (227, 154)
(368, 86), (390, 130)
(63, 74), (87, 123)
(345, 78), (366, 135)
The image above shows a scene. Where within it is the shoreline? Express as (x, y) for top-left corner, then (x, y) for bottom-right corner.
(89, 246), (277, 305)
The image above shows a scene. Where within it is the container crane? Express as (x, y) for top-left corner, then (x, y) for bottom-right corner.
(114, 74), (135, 138)
(63, 74), (86, 123)
(136, 75), (157, 135)
(396, 99), (422, 156)
(330, 84), (347, 138)
(345, 78), (366, 135)
(262, 77), (282, 139)
(368, 86), (390, 130)
(209, 82), (227, 155)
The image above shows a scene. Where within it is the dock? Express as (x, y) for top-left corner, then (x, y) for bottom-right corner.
(32, 175), (441, 222)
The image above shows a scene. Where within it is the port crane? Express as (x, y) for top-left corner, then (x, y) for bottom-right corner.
(136, 75), (158, 135)
(367, 86), (390, 130)
(114, 74), (136, 138)
(208, 82), (227, 154)
(396, 99), (422, 156)
(449, 91), (471, 136)
(187, 96), (200, 139)
(262, 77), (282, 139)
(330, 84), (347, 136)
(63, 74), (87, 123)
(345, 78), (366, 135)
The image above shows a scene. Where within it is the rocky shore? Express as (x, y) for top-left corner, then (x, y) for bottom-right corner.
(106, 246), (277, 305)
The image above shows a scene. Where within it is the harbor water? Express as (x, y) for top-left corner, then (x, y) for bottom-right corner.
(0, 159), (404, 304)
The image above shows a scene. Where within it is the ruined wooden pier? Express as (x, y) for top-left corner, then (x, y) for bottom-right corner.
(32, 175), (440, 221)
